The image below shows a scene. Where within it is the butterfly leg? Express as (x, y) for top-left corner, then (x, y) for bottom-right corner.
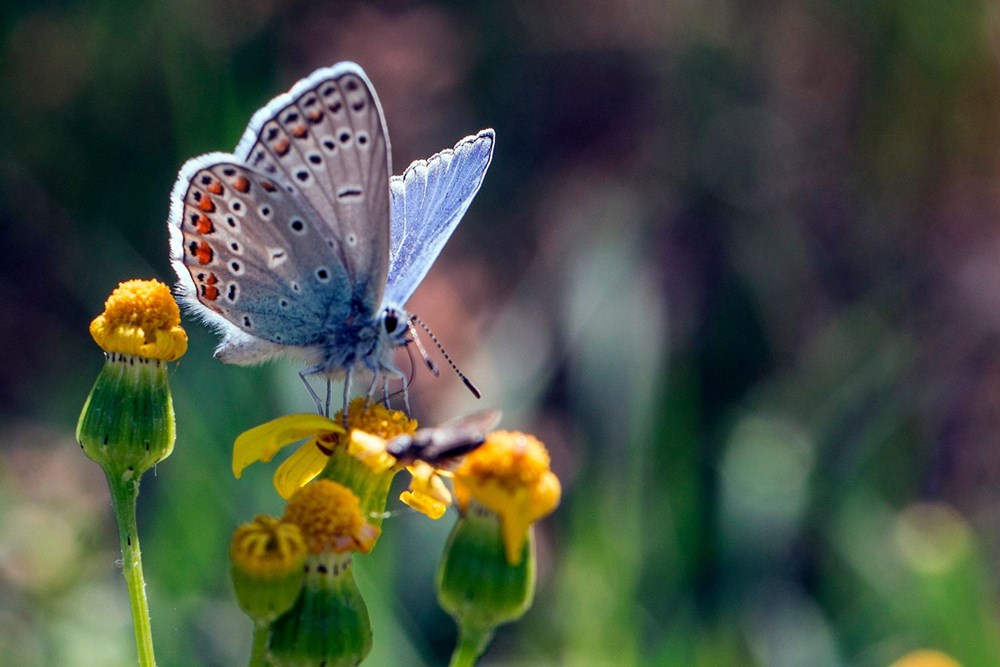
(401, 378), (411, 416)
(383, 363), (409, 415)
(299, 370), (325, 415)
(364, 371), (381, 407)
(324, 379), (332, 419)
(342, 370), (353, 427)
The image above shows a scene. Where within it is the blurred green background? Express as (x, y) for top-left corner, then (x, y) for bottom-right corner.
(3, 0), (1000, 665)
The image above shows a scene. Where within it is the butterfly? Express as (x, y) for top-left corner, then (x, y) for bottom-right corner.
(168, 62), (494, 411)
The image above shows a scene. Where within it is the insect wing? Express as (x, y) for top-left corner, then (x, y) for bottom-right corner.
(388, 409), (502, 465)
(235, 62), (392, 311)
(384, 129), (494, 307)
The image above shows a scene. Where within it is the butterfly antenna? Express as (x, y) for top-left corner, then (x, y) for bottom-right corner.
(406, 318), (440, 376)
(410, 315), (482, 399)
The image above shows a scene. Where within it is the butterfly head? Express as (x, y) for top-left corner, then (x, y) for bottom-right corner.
(380, 307), (409, 347)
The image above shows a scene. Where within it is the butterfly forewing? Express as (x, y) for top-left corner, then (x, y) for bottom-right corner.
(173, 160), (348, 346)
(236, 64), (392, 311)
(385, 129), (494, 307)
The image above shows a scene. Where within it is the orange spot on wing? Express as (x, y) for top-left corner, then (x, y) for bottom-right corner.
(194, 214), (213, 234)
(206, 181), (223, 195)
(190, 240), (214, 265)
(202, 283), (220, 301)
(233, 176), (250, 193)
(198, 196), (216, 213)
(291, 124), (308, 138)
(273, 138), (290, 156)
(307, 109), (324, 124)
(261, 180), (277, 192)
(205, 272), (218, 285)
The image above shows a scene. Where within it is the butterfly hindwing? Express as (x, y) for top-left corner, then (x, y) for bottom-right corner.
(235, 62), (392, 312)
(385, 129), (495, 307)
(169, 158), (351, 347)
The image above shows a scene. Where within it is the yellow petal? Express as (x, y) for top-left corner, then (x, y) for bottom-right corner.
(400, 462), (452, 519)
(460, 472), (561, 565)
(233, 414), (342, 478)
(400, 490), (449, 520)
(348, 431), (397, 473)
(273, 441), (330, 500)
(89, 280), (188, 361)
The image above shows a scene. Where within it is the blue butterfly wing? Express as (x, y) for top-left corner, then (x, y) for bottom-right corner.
(384, 129), (495, 307)
(168, 62), (392, 368)
(236, 62), (392, 314)
(169, 157), (347, 352)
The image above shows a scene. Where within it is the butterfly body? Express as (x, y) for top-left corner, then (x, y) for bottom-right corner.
(168, 62), (494, 393)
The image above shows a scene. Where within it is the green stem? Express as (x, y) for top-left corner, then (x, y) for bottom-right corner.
(248, 620), (269, 667)
(107, 469), (157, 667)
(449, 624), (494, 667)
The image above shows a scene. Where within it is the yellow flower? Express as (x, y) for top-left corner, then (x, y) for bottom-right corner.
(400, 461), (453, 520)
(453, 431), (561, 565)
(89, 279), (187, 361)
(346, 430), (456, 520)
(230, 515), (307, 579)
(348, 430), (399, 473)
(232, 398), (417, 499)
(229, 515), (307, 623)
(233, 413), (343, 499)
(889, 650), (962, 667)
(283, 480), (379, 554)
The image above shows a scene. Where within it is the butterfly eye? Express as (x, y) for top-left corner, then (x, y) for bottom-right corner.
(383, 310), (399, 335)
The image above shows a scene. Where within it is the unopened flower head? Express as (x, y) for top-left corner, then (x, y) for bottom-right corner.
(230, 515), (307, 623)
(283, 479), (380, 554)
(89, 279), (187, 361)
(436, 429), (560, 656)
(453, 431), (561, 565)
(77, 279), (186, 473)
(269, 481), (378, 664)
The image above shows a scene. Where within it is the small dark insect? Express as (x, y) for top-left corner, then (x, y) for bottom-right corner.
(386, 409), (502, 466)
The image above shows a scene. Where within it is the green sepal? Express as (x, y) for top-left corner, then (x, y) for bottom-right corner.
(437, 503), (536, 634)
(319, 445), (395, 533)
(231, 563), (305, 625)
(76, 353), (175, 474)
(268, 552), (372, 667)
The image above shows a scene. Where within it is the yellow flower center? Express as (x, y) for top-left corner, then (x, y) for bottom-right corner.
(456, 430), (553, 492)
(453, 431), (561, 564)
(89, 279), (187, 361)
(230, 515), (307, 579)
(283, 480), (379, 554)
(337, 396), (418, 441)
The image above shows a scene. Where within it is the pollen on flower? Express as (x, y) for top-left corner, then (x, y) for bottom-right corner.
(453, 431), (561, 564)
(456, 431), (554, 493)
(337, 396), (417, 441)
(89, 279), (188, 361)
(230, 515), (307, 579)
(283, 480), (380, 554)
